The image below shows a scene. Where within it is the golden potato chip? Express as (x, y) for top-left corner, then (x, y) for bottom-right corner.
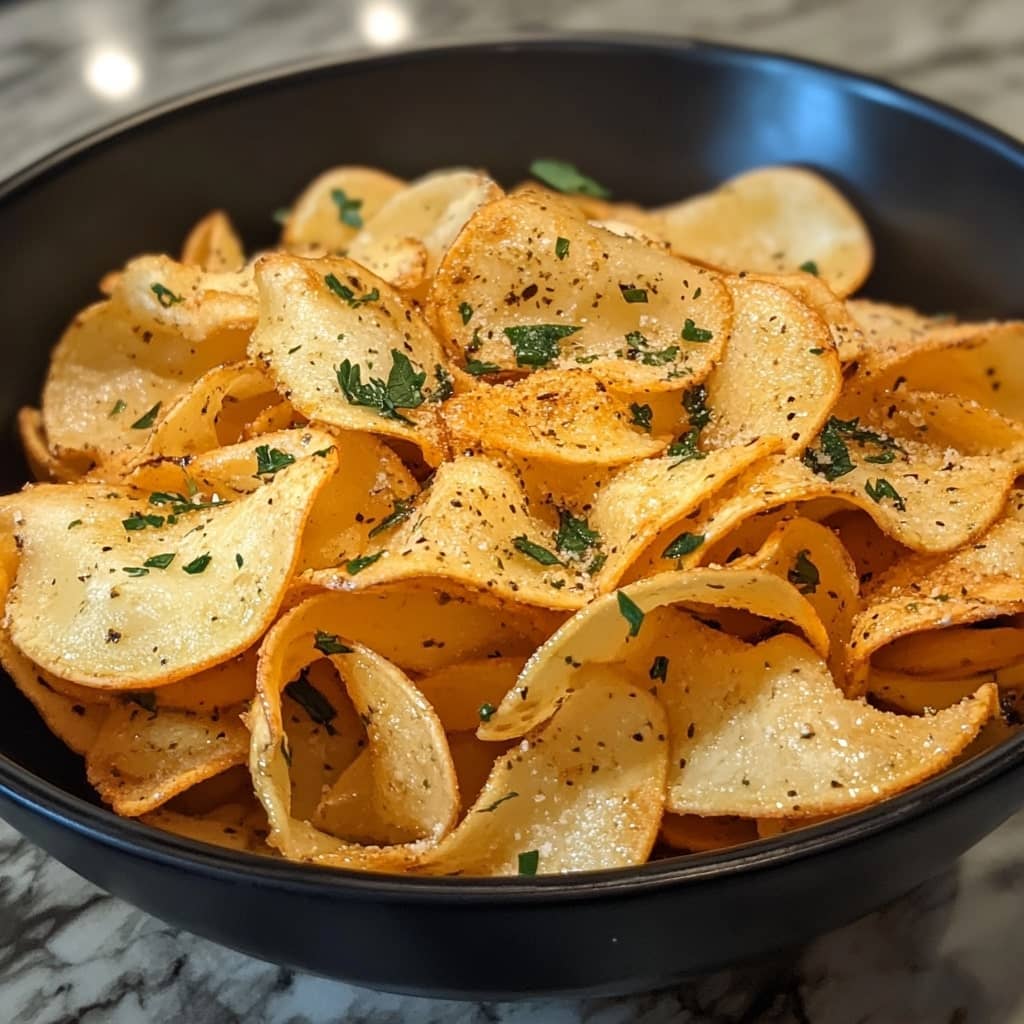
(479, 567), (828, 741)
(445, 731), (511, 810)
(653, 166), (873, 296)
(868, 667), (1019, 715)
(309, 455), (591, 609)
(249, 594), (457, 866)
(702, 278), (840, 454)
(414, 676), (668, 876)
(3, 453), (335, 687)
(659, 813), (758, 853)
(249, 253), (450, 464)
(347, 169), (502, 294)
(86, 699), (249, 816)
(428, 189), (732, 390)
(282, 166), (405, 254)
(826, 509), (907, 588)
(143, 798), (272, 855)
(661, 629), (996, 818)
(243, 400), (303, 438)
(181, 211), (245, 272)
(413, 656), (527, 732)
(873, 626), (1024, 678)
(442, 370), (668, 466)
(18, 406), (94, 482)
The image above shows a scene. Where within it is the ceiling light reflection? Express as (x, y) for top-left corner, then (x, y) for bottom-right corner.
(84, 46), (142, 101)
(359, 1), (412, 47)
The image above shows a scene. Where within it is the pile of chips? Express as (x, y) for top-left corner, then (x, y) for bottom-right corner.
(3, 160), (1021, 876)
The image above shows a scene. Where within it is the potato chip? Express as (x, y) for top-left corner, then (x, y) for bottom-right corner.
(249, 594), (457, 866)
(442, 369), (668, 466)
(428, 189), (733, 390)
(445, 731), (511, 810)
(413, 656), (528, 732)
(347, 169), (502, 295)
(701, 278), (840, 454)
(868, 667), (1019, 715)
(282, 166), (405, 254)
(826, 509), (907, 588)
(652, 166), (873, 296)
(3, 453), (334, 687)
(18, 406), (94, 482)
(661, 629), (996, 818)
(181, 211), (245, 272)
(249, 252), (450, 464)
(659, 813), (758, 853)
(414, 675), (668, 876)
(479, 567), (828, 741)
(309, 455), (591, 609)
(143, 798), (272, 855)
(243, 399), (304, 438)
(85, 699), (250, 816)
(873, 626), (1024, 678)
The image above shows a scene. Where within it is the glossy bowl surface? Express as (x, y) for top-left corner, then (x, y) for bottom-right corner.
(1, 35), (1022, 999)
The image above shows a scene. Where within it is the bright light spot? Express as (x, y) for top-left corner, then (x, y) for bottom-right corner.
(84, 46), (141, 101)
(359, 1), (411, 47)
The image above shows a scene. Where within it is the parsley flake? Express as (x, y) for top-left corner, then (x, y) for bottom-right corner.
(617, 590), (644, 637)
(109, 399), (126, 417)
(235, 553), (244, 568)
(503, 324), (580, 367)
(130, 402), (162, 430)
(459, 302), (474, 325)
(285, 669), (337, 735)
(555, 510), (600, 557)
(788, 549), (820, 594)
(681, 318), (714, 342)
(529, 159), (610, 198)
(479, 702), (498, 723)
(368, 499), (414, 539)
(337, 349), (427, 424)
(517, 849), (540, 876)
(555, 236), (570, 260)
(479, 791), (519, 813)
(143, 553), (175, 570)
(67, 519), (83, 530)
(802, 417), (903, 482)
(629, 403), (653, 431)
(182, 553), (212, 575)
(314, 630), (353, 656)
(254, 445), (296, 477)
(667, 429), (705, 464)
(649, 655), (669, 682)
(799, 260), (820, 275)
(662, 532), (705, 559)
(330, 188), (364, 228)
(347, 551), (383, 575)
(865, 478), (906, 511)
(513, 535), (562, 566)
(324, 272), (379, 307)
(466, 358), (501, 376)
(122, 566), (149, 577)
(151, 283), (183, 308)
(620, 285), (648, 304)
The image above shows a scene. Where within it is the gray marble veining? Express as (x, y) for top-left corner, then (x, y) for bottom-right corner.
(0, 1), (1022, 1021)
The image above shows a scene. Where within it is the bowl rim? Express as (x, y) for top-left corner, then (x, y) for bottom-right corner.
(1, 32), (1022, 902)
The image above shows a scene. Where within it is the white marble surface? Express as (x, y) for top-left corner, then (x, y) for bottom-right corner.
(1, 1), (1023, 1021)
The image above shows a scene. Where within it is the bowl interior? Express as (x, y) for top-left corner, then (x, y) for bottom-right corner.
(1, 36), (1022, 854)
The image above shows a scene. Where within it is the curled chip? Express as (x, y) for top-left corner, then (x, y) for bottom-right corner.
(659, 814), (758, 853)
(652, 165), (873, 297)
(347, 169), (502, 295)
(181, 210), (245, 272)
(660, 625), (996, 818)
(281, 165), (405, 254)
(144, 798), (272, 856)
(249, 594), (457, 866)
(249, 253), (450, 465)
(428, 189), (732, 390)
(18, 406), (94, 483)
(702, 277), (840, 454)
(413, 656), (528, 732)
(2, 452), (335, 687)
(873, 626), (1024, 679)
(479, 566), (827, 741)
(414, 676), (668, 876)
(443, 370), (669, 466)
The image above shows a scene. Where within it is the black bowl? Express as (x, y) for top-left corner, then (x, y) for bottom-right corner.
(1, 36), (1022, 1001)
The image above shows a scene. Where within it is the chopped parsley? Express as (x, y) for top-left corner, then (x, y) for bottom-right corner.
(235, 553), (244, 568)
(466, 358), (501, 376)
(517, 849), (540, 876)
(368, 498), (414, 538)
(478, 702), (497, 723)
(865, 478), (906, 511)
(130, 402), (162, 430)
(799, 260), (820, 275)
(682, 384), (712, 430)
(802, 417), (902, 482)
(324, 272), (379, 307)
(314, 630), (353, 656)
(529, 158), (610, 198)
(67, 519), (82, 530)
(808, 347), (825, 356)
(503, 324), (581, 368)
(667, 430), (705, 464)
(620, 285), (648, 304)
(555, 236), (570, 260)
(629, 402), (653, 431)
(122, 514), (165, 531)
(479, 791), (519, 813)
(182, 553), (212, 575)
(285, 669), (337, 735)
(649, 655), (669, 682)
(347, 551), (383, 575)
(662, 532), (705, 559)
(151, 283), (183, 308)
(431, 365), (454, 402)
(337, 349), (426, 424)
(513, 535), (562, 566)
(681, 318), (714, 342)
(459, 302), (474, 325)
(122, 566), (149, 577)
(254, 445), (296, 476)
(586, 552), (608, 575)
(109, 399), (126, 417)
(555, 510), (600, 557)
(788, 549), (820, 594)
(617, 590), (644, 637)
(143, 553), (175, 570)
(330, 188), (363, 228)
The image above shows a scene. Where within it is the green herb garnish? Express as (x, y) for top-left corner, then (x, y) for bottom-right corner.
(324, 272), (379, 307)
(130, 402), (162, 430)
(555, 236), (570, 260)
(529, 159), (610, 198)
(478, 702), (497, 723)
(285, 669), (337, 735)
(235, 553), (244, 568)
(254, 445), (296, 477)
(617, 590), (644, 637)
(513, 535), (562, 566)
(503, 324), (581, 368)
(337, 349), (427, 424)
(517, 849), (540, 876)
(681, 318), (714, 342)
(620, 285), (648, 304)
(555, 510), (600, 558)
(67, 519), (83, 530)
(122, 566), (149, 577)
(802, 417), (902, 482)
(182, 553), (212, 575)
(865, 478), (906, 511)
(466, 358), (501, 376)
(629, 403), (653, 431)
(347, 551), (383, 575)
(788, 549), (820, 594)
(478, 791), (519, 813)
(459, 302), (474, 325)
(682, 384), (711, 431)
(122, 514), (165, 531)
(330, 188), (364, 228)
(151, 283), (183, 308)
(649, 655), (669, 683)
(109, 399), (126, 417)
(143, 553), (175, 570)
(662, 532), (705, 559)
(368, 499), (414, 539)
(314, 630), (353, 656)
(799, 260), (820, 275)
(667, 429), (705, 464)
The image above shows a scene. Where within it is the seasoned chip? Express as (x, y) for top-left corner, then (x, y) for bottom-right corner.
(659, 814), (758, 853)
(181, 211), (246, 272)
(653, 166), (873, 296)
(413, 656), (528, 732)
(18, 406), (94, 482)
(429, 189), (732, 390)
(249, 253), (451, 464)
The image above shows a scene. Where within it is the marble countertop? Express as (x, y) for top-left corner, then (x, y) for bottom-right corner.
(1, 1), (1022, 1021)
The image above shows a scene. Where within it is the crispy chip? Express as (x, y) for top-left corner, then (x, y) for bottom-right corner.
(347, 169), (502, 294)
(479, 567), (828, 741)
(442, 369), (668, 466)
(181, 211), (246, 272)
(869, 667), (1021, 715)
(873, 626), (1024, 678)
(414, 676), (668, 876)
(659, 814), (758, 853)
(661, 628), (996, 818)
(249, 253), (450, 464)
(413, 656), (528, 732)
(282, 166), (405, 254)
(18, 406), (94, 482)
(143, 798), (272, 855)
(3, 453), (334, 687)
(702, 278), (840, 454)
(653, 166), (873, 296)
(429, 189), (733, 390)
